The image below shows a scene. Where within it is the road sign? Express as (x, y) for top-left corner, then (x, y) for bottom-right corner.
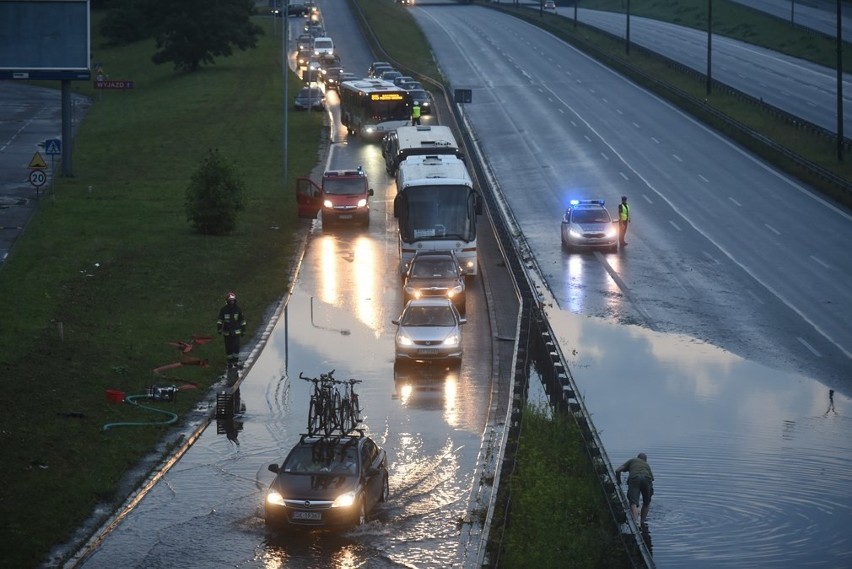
(45, 138), (61, 156)
(29, 169), (47, 188)
(29, 152), (47, 169)
(454, 89), (472, 104)
(94, 80), (134, 90)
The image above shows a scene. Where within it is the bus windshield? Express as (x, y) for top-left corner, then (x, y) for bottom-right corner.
(398, 185), (475, 242)
(369, 98), (410, 122)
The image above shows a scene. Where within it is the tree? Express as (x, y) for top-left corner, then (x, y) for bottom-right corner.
(99, 0), (158, 47)
(150, 0), (263, 72)
(185, 149), (246, 235)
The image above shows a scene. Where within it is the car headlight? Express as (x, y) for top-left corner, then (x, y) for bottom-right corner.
(398, 334), (414, 347)
(569, 228), (583, 239)
(451, 284), (464, 294)
(266, 490), (286, 506)
(332, 491), (357, 508)
(357, 198), (367, 208)
(604, 226), (617, 238)
(442, 333), (460, 347)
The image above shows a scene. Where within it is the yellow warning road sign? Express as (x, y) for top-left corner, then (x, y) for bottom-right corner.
(29, 152), (47, 169)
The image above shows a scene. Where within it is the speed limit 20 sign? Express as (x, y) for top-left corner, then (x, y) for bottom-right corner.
(29, 169), (47, 188)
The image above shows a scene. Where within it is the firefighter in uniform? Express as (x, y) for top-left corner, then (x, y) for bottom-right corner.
(411, 102), (421, 126)
(217, 291), (246, 368)
(618, 195), (630, 248)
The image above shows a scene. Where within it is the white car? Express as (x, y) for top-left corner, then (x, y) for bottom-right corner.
(313, 37), (334, 58)
(392, 298), (466, 365)
(560, 199), (618, 252)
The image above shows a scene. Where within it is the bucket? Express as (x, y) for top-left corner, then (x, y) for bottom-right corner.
(106, 389), (125, 404)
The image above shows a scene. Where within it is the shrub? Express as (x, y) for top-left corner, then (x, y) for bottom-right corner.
(185, 148), (246, 235)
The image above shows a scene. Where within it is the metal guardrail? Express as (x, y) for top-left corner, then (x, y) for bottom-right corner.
(347, 1), (652, 565)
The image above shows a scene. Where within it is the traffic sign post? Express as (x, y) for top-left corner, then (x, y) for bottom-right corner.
(28, 151), (49, 198)
(29, 169), (47, 199)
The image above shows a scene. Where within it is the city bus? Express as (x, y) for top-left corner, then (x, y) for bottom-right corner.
(382, 125), (465, 175)
(394, 154), (481, 278)
(339, 78), (413, 141)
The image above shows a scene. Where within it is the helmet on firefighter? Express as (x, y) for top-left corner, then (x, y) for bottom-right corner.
(226, 291), (237, 302)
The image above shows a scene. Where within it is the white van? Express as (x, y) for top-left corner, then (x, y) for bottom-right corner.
(313, 37), (334, 57)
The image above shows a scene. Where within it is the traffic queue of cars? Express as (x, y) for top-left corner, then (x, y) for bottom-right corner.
(269, 8), (460, 532)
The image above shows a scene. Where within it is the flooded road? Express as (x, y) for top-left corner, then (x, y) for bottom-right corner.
(414, 4), (852, 568)
(79, 228), (496, 568)
(544, 305), (852, 568)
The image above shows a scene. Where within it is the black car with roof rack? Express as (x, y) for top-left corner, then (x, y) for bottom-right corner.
(265, 432), (389, 529)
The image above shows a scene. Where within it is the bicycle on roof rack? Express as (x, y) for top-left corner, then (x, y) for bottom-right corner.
(337, 377), (362, 434)
(299, 370), (363, 436)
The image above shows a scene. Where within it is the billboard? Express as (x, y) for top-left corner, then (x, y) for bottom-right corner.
(0, 0), (91, 80)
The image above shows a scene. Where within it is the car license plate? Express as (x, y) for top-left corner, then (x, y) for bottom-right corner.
(292, 510), (321, 521)
(339, 214), (352, 220)
(417, 348), (436, 354)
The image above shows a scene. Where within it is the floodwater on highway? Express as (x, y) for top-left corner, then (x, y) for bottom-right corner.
(542, 305), (852, 568)
(78, 231), (491, 569)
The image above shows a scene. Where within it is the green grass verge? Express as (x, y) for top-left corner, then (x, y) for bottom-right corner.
(0, 14), (323, 568)
(488, 405), (630, 568)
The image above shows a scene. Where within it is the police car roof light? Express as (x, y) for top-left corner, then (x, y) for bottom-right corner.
(571, 199), (605, 206)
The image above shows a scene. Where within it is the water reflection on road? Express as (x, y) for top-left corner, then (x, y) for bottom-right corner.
(544, 307), (852, 568)
(81, 239), (490, 568)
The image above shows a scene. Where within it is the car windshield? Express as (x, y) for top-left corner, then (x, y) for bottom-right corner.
(402, 305), (456, 326)
(411, 259), (458, 279)
(298, 88), (322, 98)
(284, 443), (358, 474)
(324, 177), (364, 195)
(572, 209), (610, 223)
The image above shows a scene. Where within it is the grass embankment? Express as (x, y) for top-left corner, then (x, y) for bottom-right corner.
(510, 0), (852, 198)
(0, 14), (323, 568)
(490, 406), (631, 568)
(354, 0), (630, 565)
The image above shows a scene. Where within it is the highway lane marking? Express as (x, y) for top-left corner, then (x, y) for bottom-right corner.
(669, 220), (682, 231)
(672, 154), (683, 162)
(746, 288), (764, 304)
(702, 251), (720, 264)
(765, 223), (780, 235)
(597, 252), (657, 331)
(728, 195), (740, 205)
(810, 255), (830, 269)
(632, 122), (640, 128)
(619, 171), (628, 180)
(600, 152), (609, 160)
(797, 337), (822, 357)
(651, 137), (660, 144)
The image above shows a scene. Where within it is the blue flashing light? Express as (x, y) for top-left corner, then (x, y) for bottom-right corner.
(569, 199), (579, 206)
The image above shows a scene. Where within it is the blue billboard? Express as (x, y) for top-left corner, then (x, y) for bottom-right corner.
(0, 0), (91, 80)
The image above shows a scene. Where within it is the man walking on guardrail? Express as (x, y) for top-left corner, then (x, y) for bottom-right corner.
(615, 452), (654, 526)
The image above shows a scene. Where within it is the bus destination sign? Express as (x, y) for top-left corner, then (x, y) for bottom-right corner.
(371, 93), (404, 101)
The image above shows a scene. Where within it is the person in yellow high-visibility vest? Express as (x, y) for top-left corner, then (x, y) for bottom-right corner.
(618, 195), (630, 248)
(411, 102), (421, 126)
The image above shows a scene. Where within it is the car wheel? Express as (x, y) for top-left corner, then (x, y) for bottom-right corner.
(458, 300), (466, 316)
(380, 474), (390, 503)
(356, 498), (367, 526)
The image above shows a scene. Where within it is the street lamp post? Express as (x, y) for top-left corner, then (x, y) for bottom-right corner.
(706, 0), (713, 95)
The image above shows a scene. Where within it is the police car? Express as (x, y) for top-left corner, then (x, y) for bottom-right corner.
(560, 199), (618, 252)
